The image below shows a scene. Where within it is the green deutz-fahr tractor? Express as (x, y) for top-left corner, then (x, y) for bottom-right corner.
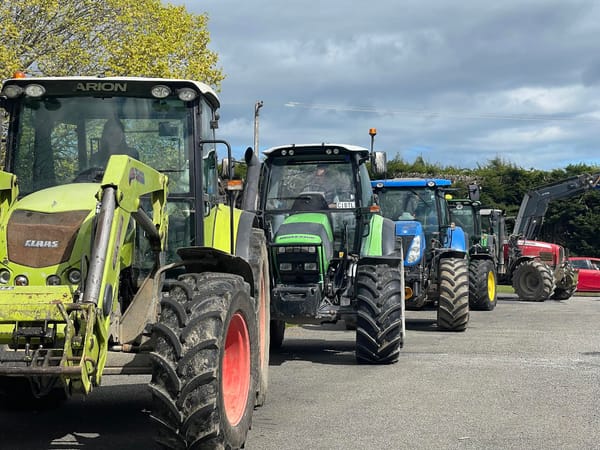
(0, 75), (270, 449)
(257, 144), (405, 364)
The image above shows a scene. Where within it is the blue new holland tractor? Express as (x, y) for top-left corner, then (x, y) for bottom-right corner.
(372, 178), (470, 331)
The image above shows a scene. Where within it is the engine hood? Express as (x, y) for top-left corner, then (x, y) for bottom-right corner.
(12, 183), (99, 213)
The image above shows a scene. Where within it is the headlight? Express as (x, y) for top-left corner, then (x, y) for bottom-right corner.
(304, 262), (318, 271)
(0, 269), (10, 284)
(46, 275), (61, 286)
(177, 88), (197, 102)
(151, 84), (171, 98)
(68, 269), (82, 284)
(15, 275), (29, 286)
(279, 263), (293, 271)
(406, 235), (421, 264)
(24, 83), (45, 97)
(2, 85), (23, 98)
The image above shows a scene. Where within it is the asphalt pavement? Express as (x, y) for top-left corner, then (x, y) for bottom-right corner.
(0, 294), (598, 450)
(246, 294), (600, 450)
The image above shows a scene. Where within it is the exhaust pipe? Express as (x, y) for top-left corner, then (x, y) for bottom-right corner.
(241, 147), (260, 211)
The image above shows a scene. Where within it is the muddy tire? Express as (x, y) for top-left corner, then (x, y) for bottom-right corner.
(437, 258), (469, 331)
(270, 320), (285, 350)
(247, 229), (271, 407)
(551, 264), (577, 300)
(149, 272), (258, 449)
(355, 264), (404, 364)
(551, 286), (576, 300)
(469, 259), (497, 311)
(512, 260), (554, 301)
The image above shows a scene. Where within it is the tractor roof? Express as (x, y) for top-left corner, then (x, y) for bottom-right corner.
(263, 143), (369, 158)
(1, 76), (220, 108)
(371, 178), (452, 188)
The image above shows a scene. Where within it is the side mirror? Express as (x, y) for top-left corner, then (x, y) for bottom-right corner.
(468, 184), (480, 202)
(372, 151), (387, 177)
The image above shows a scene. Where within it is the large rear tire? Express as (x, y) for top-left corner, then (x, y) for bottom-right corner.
(437, 258), (469, 331)
(149, 272), (258, 449)
(469, 259), (497, 311)
(355, 264), (404, 364)
(512, 260), (554, 301)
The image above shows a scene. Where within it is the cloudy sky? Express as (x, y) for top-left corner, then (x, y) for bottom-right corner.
(175, 0), (600, 170)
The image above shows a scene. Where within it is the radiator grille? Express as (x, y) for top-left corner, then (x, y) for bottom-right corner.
(7, 210), (90, 268)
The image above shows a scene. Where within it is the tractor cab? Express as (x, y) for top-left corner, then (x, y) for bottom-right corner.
(0, 76), (223, 266)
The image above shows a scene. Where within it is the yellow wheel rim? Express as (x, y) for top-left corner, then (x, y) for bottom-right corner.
(487, 270), (496, 302)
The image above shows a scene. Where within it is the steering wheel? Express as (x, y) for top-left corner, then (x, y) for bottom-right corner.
(74, 167), (105, 183)
(292, 192), (329, 211)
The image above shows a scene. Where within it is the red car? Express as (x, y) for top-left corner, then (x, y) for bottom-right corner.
(569, 257), (600, 292)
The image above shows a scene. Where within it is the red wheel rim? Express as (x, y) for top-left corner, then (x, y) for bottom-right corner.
(222, 312), (251, 426)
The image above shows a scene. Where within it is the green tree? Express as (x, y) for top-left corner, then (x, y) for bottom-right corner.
(0, 0), (223, 86)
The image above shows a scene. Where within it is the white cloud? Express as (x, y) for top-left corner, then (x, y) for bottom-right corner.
(175, 0), (600, 170)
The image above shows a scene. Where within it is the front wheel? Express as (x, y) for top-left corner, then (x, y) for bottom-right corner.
(149, 272), (258, 449)
(512, 260), (554, 301)
(248, 229), (271, 407)
(469, 259), (497, 311)
(437, 258), (469, 331)
(355, 264), (404, 364)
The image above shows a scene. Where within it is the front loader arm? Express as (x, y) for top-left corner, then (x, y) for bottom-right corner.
(0, 155), (168, 395)
(81, 155), (168, 385)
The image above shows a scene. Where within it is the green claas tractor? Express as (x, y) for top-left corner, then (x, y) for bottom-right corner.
(257, 144), (405, 364)
(0, 75), (270, 449)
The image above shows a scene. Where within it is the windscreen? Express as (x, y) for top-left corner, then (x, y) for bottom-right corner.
(449, 204), (476, 236)
(265, 160), (356, 211)
(378, 187), (438, 227)
(10, 95), (192, 195)
(263, 157), (359, 251)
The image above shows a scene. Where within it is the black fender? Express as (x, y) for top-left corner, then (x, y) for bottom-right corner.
(381, 217), (397, 256)
(509, 255), (534, 275)
(234, 210), (258, 261)
(177, 246), (255, 297)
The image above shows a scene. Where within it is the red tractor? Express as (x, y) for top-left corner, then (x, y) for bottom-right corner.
(480, 173), (599, 301)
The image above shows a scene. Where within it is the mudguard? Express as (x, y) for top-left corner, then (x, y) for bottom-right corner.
(445, 226), (467, 253)
(361, 214), (397, 257)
